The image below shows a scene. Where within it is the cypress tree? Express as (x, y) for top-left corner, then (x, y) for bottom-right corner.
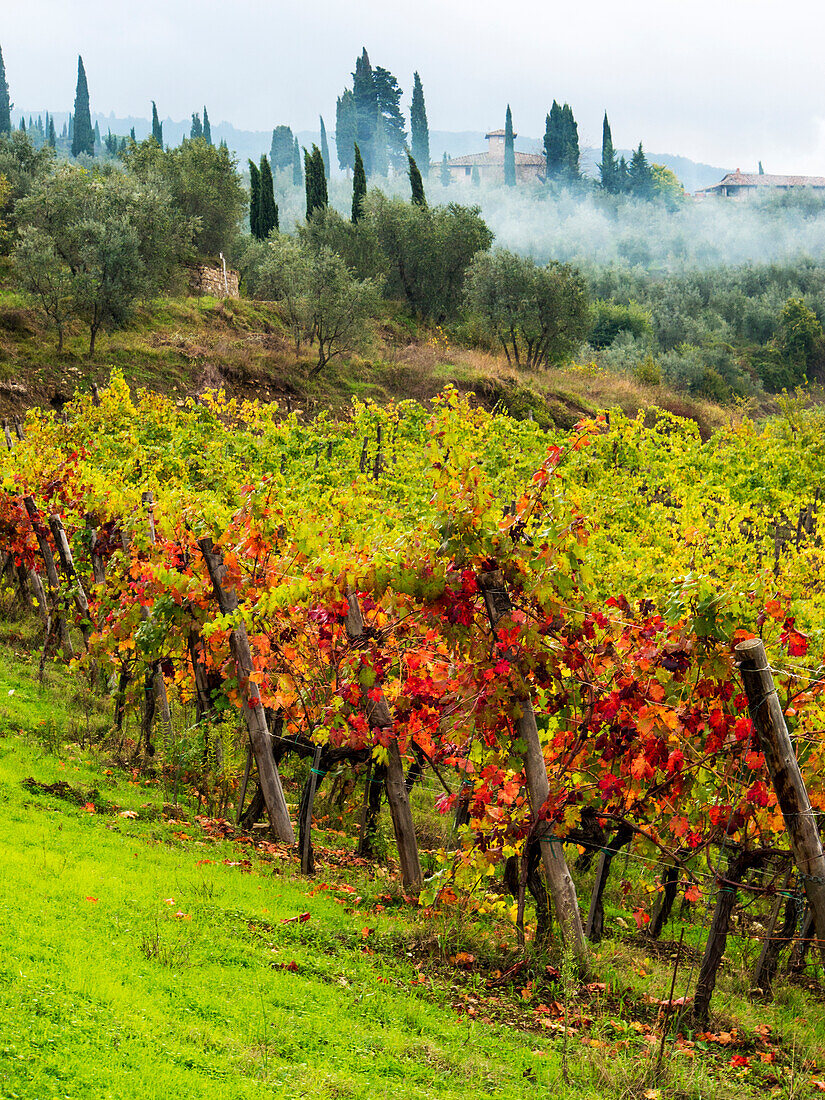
(544, 101), (563, 179)
(617, 155), (629, 193)
(71, 56), (94, 157)
(93, 120), (101, 148)
(47, 115), (56, 147)
(270, 125), (294, 170)
(440, 152), (450, 187)
(335, 91), (357, 173)
(203, 106), (212, 144)
(351, 142), (366, 223)
(758, 160), (765, 175)
(319, 115), (331, 180)
(0, 44), (11, 136)
(373, 66), (407, 170)
(152, 101), (163, 145)
(248, 159), (262, 239)
(628, 142), (652, 197)
(561, 104), (580, 180)
(410, 71), (430, 177)
(599, 112), (618, 193)
(352, 48), (378, 174)
(503, 105), (516, 186)
(68, 113), (74, 141)
(259, 155), (278, 236)
(292, 136), (303, 186)
(190, 112), (203, 139)
(19, 116), (25, 133)
(130, 126), (136, 142)
(408, 154), (426, 206)
(304, 145), (328, 220)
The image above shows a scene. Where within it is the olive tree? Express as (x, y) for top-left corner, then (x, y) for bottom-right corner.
(363, 193), (492, 322)
(122, 137), (246, 257)
(14, 164), (192, 354)
(247, 235), (379, 372)
(466, 249), (590, 369)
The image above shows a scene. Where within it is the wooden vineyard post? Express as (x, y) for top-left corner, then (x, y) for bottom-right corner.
(22, 496), (75, 659)
(198, 536), (295, 844)
(735, 638), (825, 961)
(345, 587), (422, 890)
(47, 514), (92, 649)
(477, 569), (588, 968)
(139, 493), (173, 750)
(300, 744), (325, 875)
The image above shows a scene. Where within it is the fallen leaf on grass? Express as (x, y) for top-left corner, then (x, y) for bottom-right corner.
(281, 912), (311, 924)
(84, 802), (96, 813)
(174, 911), (191, 920)
(85, 896), (98, 903)
(730, 1055), (750, 1068)
(119, 810), (138, 819)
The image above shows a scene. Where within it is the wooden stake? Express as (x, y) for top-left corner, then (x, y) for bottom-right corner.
(22, 496), (74, 659)
(753, 864), (795, 995)
(198, 536), (295, 844)
(300, 744), (324, 875)
(47, 514), (92, 649)
(477, 569), (588, 968)
(736, 637), (825, 962)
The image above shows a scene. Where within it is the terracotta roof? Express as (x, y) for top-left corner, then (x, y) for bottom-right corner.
(439, 150), (545, 168)
(698, 171), (825, 193)
(485, 129), (507, 137)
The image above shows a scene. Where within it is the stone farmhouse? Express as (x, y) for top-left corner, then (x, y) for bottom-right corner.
(435, 129), (545, 185)
(696, 170), (825, 200)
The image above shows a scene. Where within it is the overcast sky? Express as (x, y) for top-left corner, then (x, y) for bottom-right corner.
(5, 0), (825, 173)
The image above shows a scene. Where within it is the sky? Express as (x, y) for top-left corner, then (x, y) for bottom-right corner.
(4, 0), (825, 174)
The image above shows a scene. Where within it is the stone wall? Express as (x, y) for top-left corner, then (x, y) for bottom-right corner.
(187, 262), (240, 298)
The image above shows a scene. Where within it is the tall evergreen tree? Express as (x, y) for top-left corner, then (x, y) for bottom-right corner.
(248, 158), (262, 239)
(190, 112), (203, 140)
(203, 106), (212, 145)
(335, 91), (357, 173)
(47, 114), (56, 147)
(19, 116), (25, 133)
(152, 101), (163, 145)
(758, 160), (765, 175)
(617, 155), (629, 193)
(440, 151), (451, 187)
(351, 142), (366, 223)
(598, 112), (618, 193)
(292, 136), (303, 186)
(71, 56), (94, 157)
(408, 154), (426, 206)
(68, 114), (74, 141)
(628, 142), (653, 197)
(304, 144), (328, 220)
(560, 104), (580, 180)
(270, 125), (294, 171)
(0, 44), (11, 136)
(352, 48), (378, 175)
(259, 155), (278, 236)
(93, 120), (101, 148)
(543, 101), (564, 179)
(410, 71), (430, 177)
(319, 115), (331, 180)
(373, 65), (407, 170)
(130, 126), (136, 142)
(503, 105), (516, 187)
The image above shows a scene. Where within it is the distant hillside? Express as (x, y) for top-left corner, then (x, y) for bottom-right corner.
(20, 109), (727, 192)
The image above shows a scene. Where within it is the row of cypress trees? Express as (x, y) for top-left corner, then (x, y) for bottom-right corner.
(599, 112), (655, 196)
(335, 50), (430, 178)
